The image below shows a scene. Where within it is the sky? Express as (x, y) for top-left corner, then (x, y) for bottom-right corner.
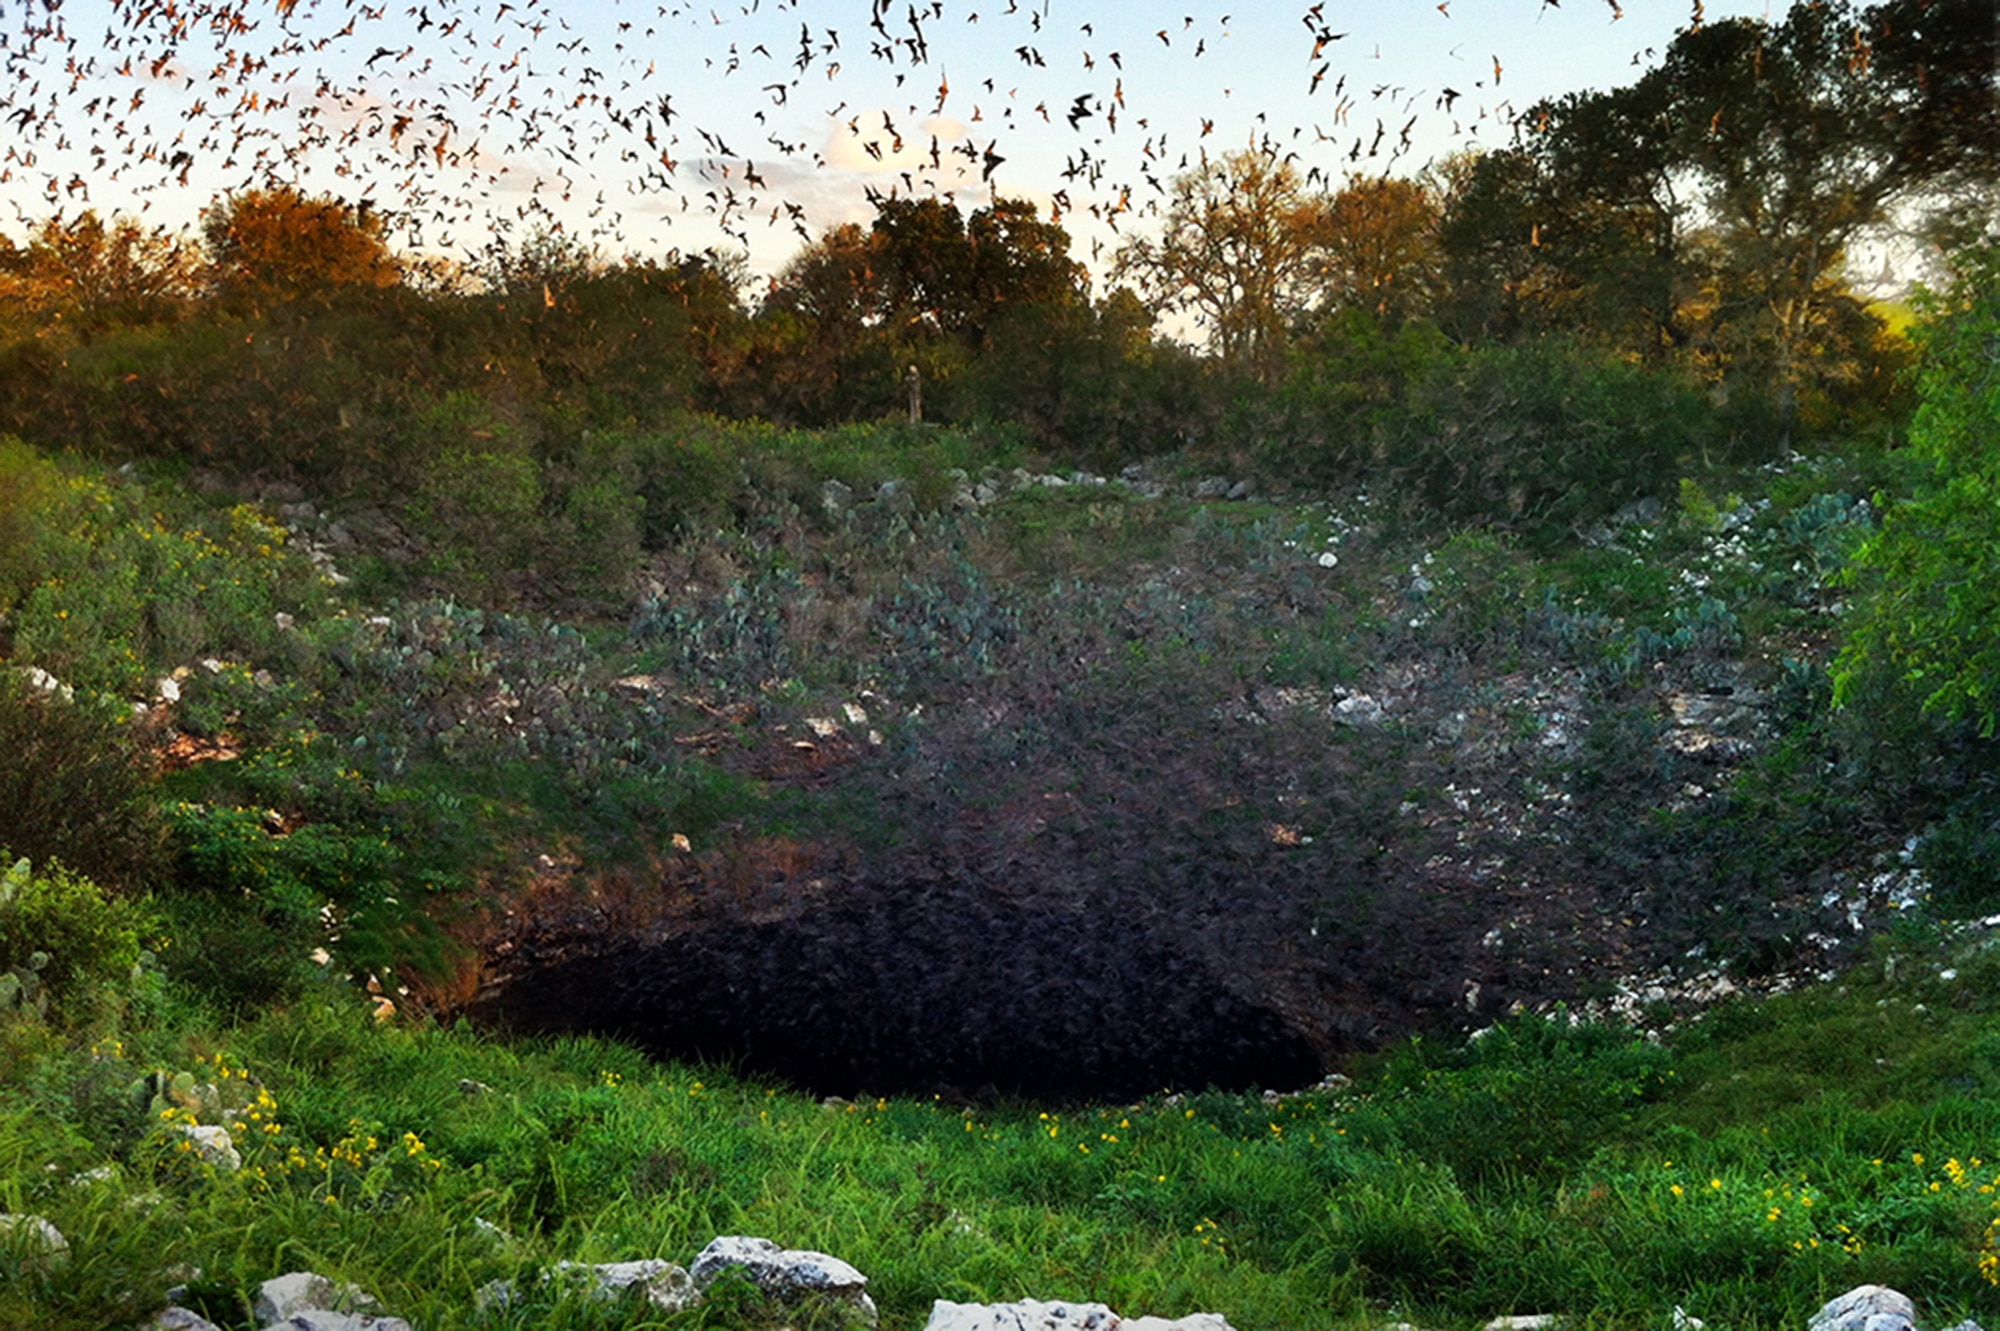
(0, 0), (1780, 287)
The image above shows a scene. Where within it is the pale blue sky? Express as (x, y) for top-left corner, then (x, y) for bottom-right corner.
(0, 0), (1774, 281)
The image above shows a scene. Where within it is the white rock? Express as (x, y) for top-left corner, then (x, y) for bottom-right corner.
(476, 1260), (695, 1314)
(693, 1236), (875, 1325)
(1334, 694), (1385, 726)
(22, 666), (73, 702)
(1810, 1288), (1916, 1331)
(0, 1213), (68, 1267)
(173, 1123), (242, 1173)
(1484, 1318), (1560, 1331)
(254, 1271), (375, 1324)
(271, 1314), (411, 1331)
(149, 1310), (223, 1331)
(691, 1236), (868, 1293)
(923, 1301), (1236, 1331)
(156, 677), (182, 703)
(925, 1299), (1121, 1331)
(1316, 551), (1339, 568)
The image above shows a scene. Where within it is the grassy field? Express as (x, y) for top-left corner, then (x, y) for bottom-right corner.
(3, 935), (2000, 1331)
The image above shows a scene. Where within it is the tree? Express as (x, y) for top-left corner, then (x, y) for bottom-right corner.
(1440, 0), (1997, 426)
(0, 211), (197, 337)
(1114, 148), (1331, 384)
(201, 188), (401, 310)
(748, 195), (1085, 422)
(1316, 174), (1444, 327)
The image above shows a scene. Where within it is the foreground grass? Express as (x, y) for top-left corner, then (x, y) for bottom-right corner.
(4, 932), (2000, 1331)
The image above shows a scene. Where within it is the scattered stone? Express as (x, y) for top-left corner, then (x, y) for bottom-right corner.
(1192, 477), (1231, 500)
(691, 1236), (876, 1327)
(0, 1213), (68, 1268)
(22, 666), (73, 702)
(1225, 480), (1254, 500)
(1810, 1287), (1917, 1331)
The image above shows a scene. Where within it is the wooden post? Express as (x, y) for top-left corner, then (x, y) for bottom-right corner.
(906, 364), (922, 424)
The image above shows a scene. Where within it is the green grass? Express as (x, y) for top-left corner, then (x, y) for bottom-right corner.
(5, 949), (2000, 1331)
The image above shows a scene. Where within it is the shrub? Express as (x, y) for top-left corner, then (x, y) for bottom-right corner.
(1386, 339), (1716, 534)
(1837, 248), (2000, 738)
(0, 856), (151, 1021)
(0, 671), (163, 889)
(0, 437), (64, 616)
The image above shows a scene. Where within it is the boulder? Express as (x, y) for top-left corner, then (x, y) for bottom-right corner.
(267, 1314), (411, 1331)
(254, 1272), (376, 1325)
(1810, 1288), (1917, 1331)
(692, 1236), (876, 1326)
(476, 1259), (696, 1314)
(926, 1301), (1120, 1331)
(925, 1300), (1237, 1331)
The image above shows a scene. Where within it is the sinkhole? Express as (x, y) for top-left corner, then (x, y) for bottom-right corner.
(489, 887), (1324, 1103)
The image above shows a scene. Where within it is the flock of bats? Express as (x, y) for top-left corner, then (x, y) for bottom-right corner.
(0, 0), (1648, 262)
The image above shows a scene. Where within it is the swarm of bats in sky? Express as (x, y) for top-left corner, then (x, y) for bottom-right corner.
(0, 0), (1628, 255)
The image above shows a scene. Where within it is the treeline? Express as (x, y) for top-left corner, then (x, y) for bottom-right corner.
(0, 0), (1989, 524)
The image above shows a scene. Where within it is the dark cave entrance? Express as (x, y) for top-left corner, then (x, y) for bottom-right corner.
(489, 887), (1325, 1103)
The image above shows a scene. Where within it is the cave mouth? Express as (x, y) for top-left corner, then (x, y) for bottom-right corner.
(492, 889), (1325, 1103)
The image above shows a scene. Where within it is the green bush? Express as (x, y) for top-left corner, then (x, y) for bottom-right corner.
(1258, 309), (1457, 488)
(0, 856), (151, 1020)
(8, 474), (320, 697)
(0, 436), (64, 616)
(1388, 340), (1715, 533)
(1838, 248), (2000, 738)
(164, 802), (448, 997)
(0, 671), (163, 889)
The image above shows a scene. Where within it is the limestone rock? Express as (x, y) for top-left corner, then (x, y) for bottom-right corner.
(925, 1300), (1120, 1331)
(692, 1236), (876, 1326)
(1810, 1287), (1916, 1331)
(475, 1259), (695, 1314)
(0, 1213), (68, 1268)
(1484, 1317), (1560, 1331)
(1126, 1315), (1239, 1331)
(924, 1300), (1237, 1331)
(254, 1271), (375, 1325)
(267, 1314), (412, 1331)
(148, 1310), (223, 1331)
(173, 1123), (243, 1173)
(1334, 694), (1386, 727)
